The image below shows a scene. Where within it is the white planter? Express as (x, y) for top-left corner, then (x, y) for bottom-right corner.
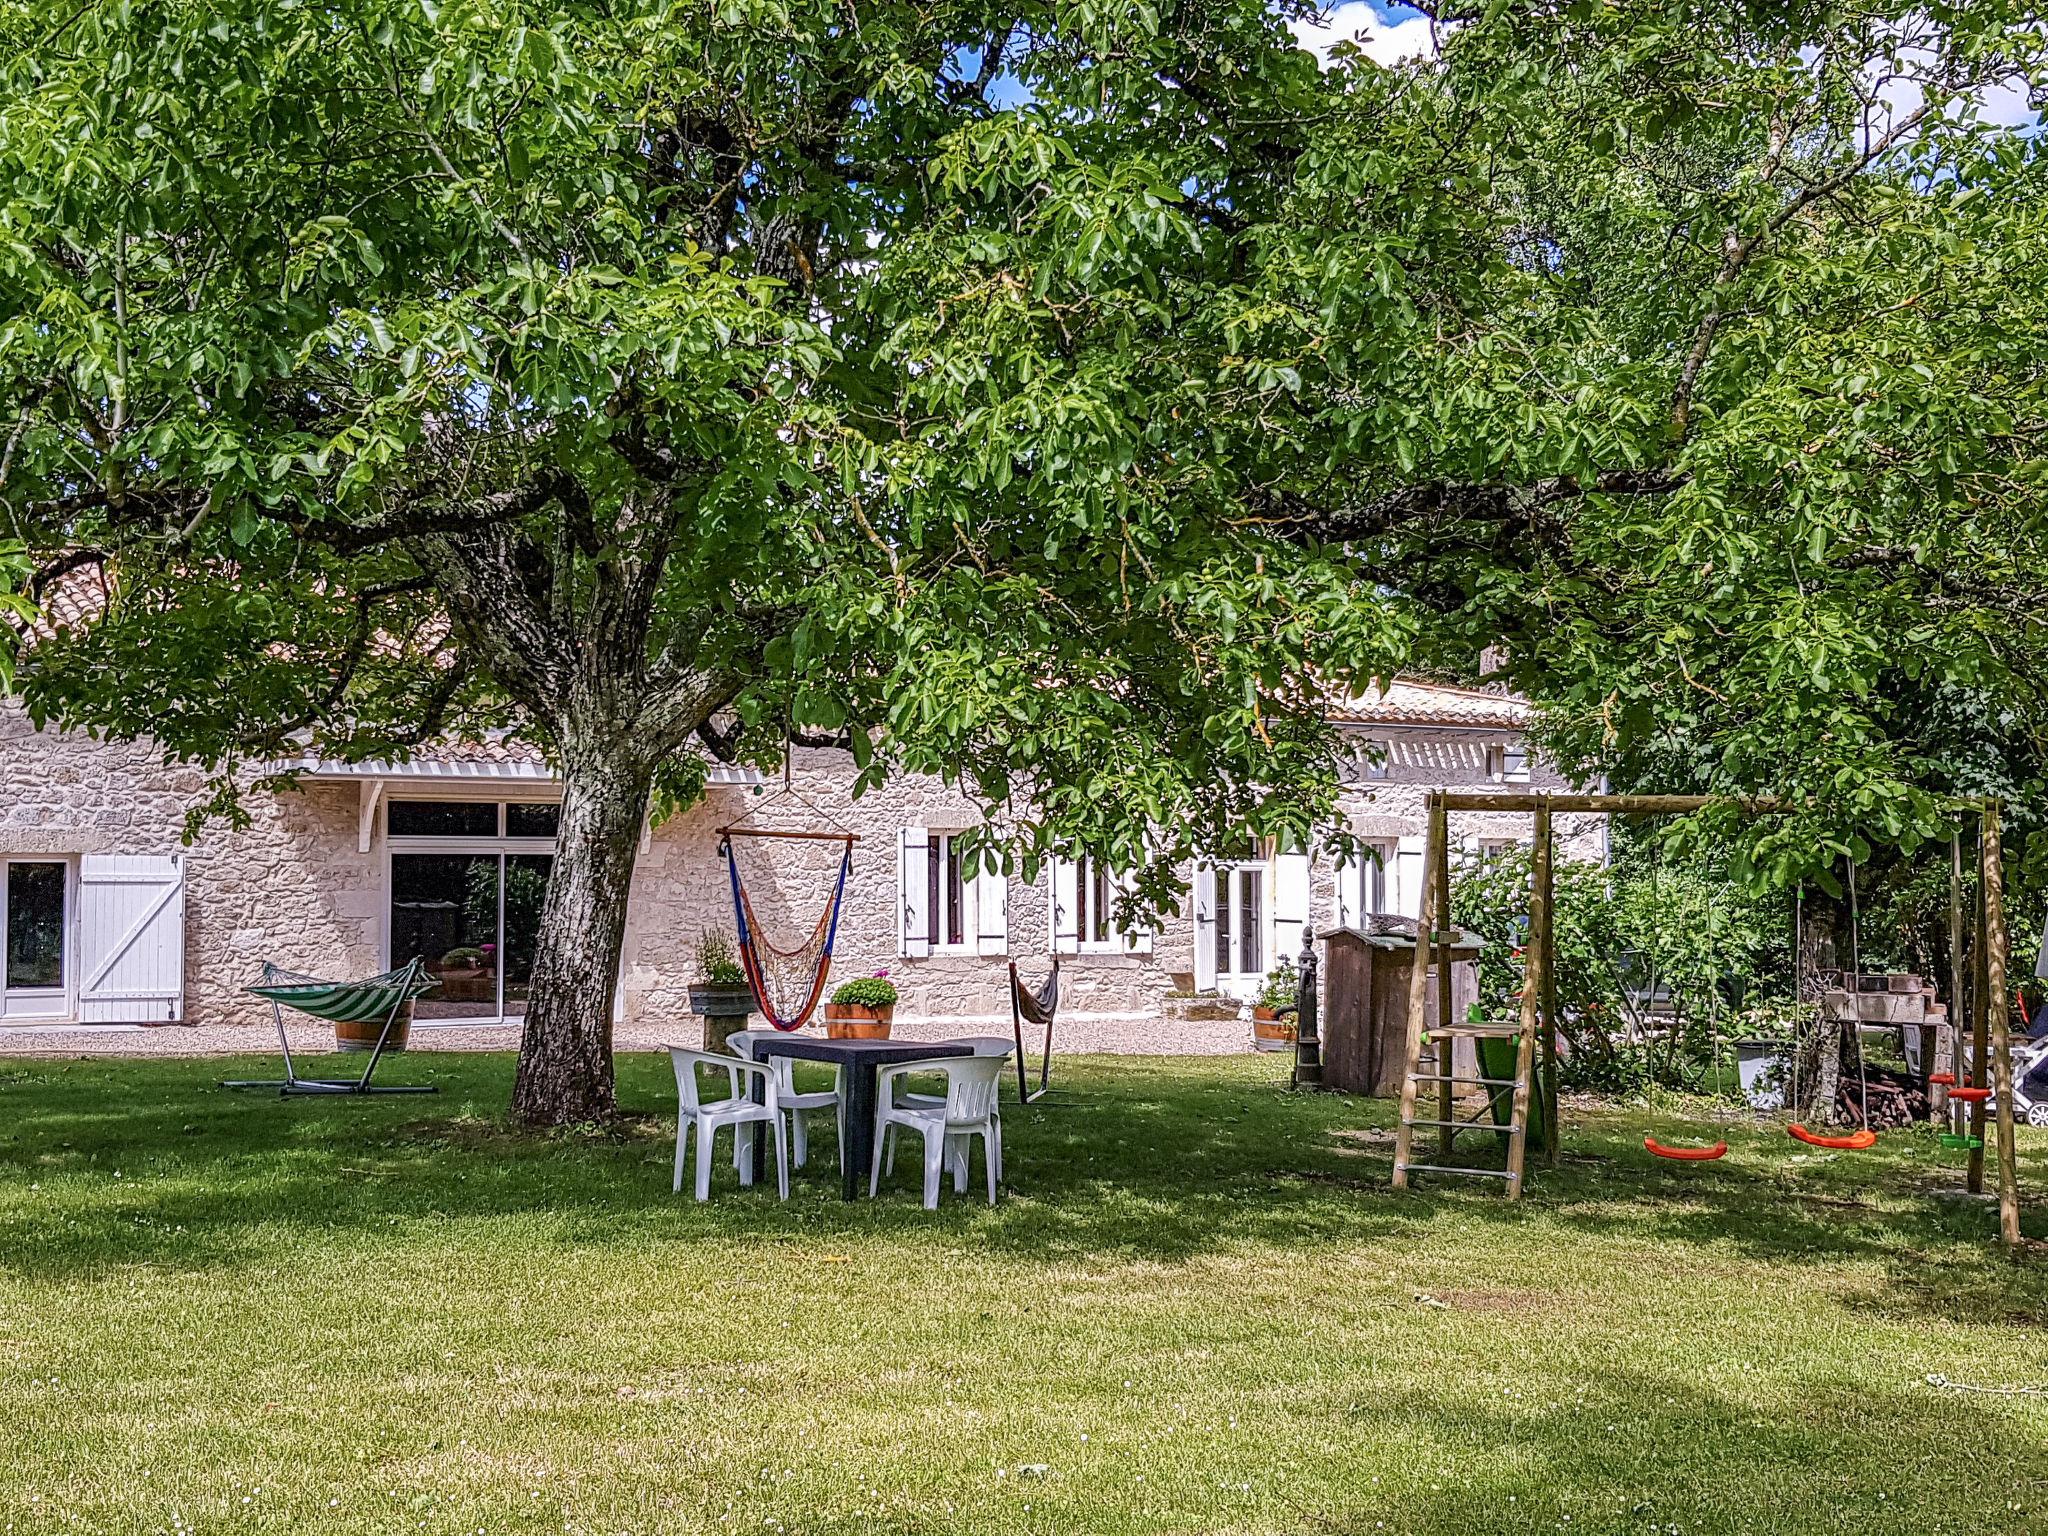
(1733, 1039), (1790, 1110)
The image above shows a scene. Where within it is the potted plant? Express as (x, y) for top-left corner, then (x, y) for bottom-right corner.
(1252, 959), (1300, 1052)
(825, 974), (898, 1040)
(688, 931), (756, 1053)
(1731, 998), (1808, 1110)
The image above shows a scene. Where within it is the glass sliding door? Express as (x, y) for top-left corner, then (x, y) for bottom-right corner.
(2, 860), (68, 1019)
(391, 853), (503, 1020)
(501, 854), (552, 1018)
(386, 799), (558, 1022)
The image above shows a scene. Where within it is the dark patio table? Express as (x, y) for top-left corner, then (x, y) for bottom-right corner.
(750, 1036), (973, 1200)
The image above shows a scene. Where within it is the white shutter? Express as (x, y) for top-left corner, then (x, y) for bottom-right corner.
(975, 858), (1008, 956)
(899, 827), (930, 958)
(77, 854), (185, 1022)
(1395, 836), (1425, 920)
(1051, 857), (1080, 955)
(1192, 865), (1217, 990)
(1272, 848), (1311, 971)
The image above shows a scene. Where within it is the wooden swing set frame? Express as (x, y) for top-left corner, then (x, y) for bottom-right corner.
(1396, 789), (2024, 1248)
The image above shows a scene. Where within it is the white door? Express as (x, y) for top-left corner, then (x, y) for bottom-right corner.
(2, 859), (72, 1020)
(1212, 862), (1270, 1000)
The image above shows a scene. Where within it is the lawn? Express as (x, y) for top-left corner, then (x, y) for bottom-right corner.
(4, 1051), (2048, 1536)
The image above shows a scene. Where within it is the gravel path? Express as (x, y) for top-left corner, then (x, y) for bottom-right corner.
(0, 1012), (1257, 1058)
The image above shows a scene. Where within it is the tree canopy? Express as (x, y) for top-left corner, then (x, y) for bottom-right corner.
(5, 0), (2046, 1120)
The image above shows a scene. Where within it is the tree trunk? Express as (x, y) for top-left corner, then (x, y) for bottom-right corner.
(511, 749), (655, 1127)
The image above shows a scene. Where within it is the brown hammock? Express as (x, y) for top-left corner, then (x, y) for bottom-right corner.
(1009, 957), (1060, 1103)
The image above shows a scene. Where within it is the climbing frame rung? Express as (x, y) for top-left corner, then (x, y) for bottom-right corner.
(1396, 1163), (1516, 1180)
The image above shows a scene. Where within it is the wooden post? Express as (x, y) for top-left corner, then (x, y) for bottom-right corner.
(1938, 825), (1963, 1124)
(1970, 813), (1990, 1195)
(1533, 800), (1558, 1165)
(1434, 797), (1456, 1160)
(1390, 794), (1442, 1191)
(1983, 804), (2022, 1248)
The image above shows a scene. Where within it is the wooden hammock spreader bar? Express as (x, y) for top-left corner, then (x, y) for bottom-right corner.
(715, 827), (859, 843)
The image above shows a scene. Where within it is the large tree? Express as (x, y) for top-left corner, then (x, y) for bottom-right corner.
(0, 0), (1407, 1124)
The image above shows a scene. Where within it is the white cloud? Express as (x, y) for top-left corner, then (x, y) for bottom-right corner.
(1288, 3), (1438, 69)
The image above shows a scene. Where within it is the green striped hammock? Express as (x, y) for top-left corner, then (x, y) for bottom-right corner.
(249, 959), (434, 1024)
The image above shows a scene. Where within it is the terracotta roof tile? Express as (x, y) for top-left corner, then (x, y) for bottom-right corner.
(1327, 678), (1532, 730)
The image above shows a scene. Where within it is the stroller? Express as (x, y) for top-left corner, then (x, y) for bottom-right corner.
(2012, 1002), (2048, 1128)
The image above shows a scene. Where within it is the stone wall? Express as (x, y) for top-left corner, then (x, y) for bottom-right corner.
(0, 705), (377, 1027)
(0, 705), (1607, 1038)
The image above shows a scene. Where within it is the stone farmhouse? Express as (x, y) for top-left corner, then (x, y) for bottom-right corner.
(1, 662), (1603, 1039)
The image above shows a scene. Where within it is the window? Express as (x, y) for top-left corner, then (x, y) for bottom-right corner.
(3, 860), (68, 1018)
(901, 827), (1006, 957)
(1362, 840), (1396, 916)
(1058, 854), (1148, 954)
(1487, 742), (1531, 783)
(1479, 838), (1521, 866)
(1363, 741), (1390, 780)
(926, 832), (973, 952)
(387, 799), (559, 1021)
(1214, 863), (1264, 979)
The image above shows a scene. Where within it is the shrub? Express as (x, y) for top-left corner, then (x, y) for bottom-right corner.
(693, 931), (745, 986)
(830, 975), (899, 1009)
(1256, 959), (1299, 1012)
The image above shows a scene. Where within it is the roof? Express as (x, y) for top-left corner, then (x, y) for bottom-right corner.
(283, 740), (764, 787)
(1327, 678), (1532, 730)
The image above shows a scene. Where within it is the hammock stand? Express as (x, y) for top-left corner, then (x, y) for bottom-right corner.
(1009, 957), (1061, 1104)
(223, 958), (439, 1096)
(718, 827), (856, 1031)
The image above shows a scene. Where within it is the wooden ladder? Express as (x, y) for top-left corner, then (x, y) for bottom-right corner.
(1391, 1019), (1536, 1196)
(1388, 791), (1539, 1199)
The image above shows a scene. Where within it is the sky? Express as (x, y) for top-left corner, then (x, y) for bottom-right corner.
(1284, 1), (1436, 68)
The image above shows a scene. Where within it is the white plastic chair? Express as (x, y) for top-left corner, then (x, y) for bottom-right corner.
(667, 1047), (788, 1202)
(726, 1032), (844, 1172)
(871, 1055), (1007, 1208)
(896, 1038), (1013, 1185)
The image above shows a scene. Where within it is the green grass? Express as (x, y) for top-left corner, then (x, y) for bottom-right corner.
(4, 1051), (2048, 1536)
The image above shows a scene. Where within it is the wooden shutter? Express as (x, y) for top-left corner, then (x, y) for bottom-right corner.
(77, 854), (185, 1023)
(1272, 847), (1311, 971)
(1051, 857), (1080, 955)
(975, 858), (1008, 957)
(898, 828), (930, 958)
(1192, 865), (1217, 990)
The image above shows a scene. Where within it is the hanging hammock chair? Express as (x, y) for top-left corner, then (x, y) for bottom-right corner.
(1009, 957), (1061, 1104)
(720, 830), (854, 1031)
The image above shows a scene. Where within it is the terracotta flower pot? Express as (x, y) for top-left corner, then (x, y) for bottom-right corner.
(825, 1002), (894, 1040)
(1251, 1005), (1297, 1053)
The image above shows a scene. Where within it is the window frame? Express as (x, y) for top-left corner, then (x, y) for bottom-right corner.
(1212, 859), (1267, 980)
(1, 856), (75, 1020)
(384, 795), (562, 1025)
(923, 830), (978, 955)
(1068, 853), (1146, 955)
(1361, 839), (1397, 917)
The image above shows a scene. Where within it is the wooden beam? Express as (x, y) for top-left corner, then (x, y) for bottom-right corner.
(1433, 798), (1455, 1161)
(1532, 801), (1558, 1166)
(1970, 816), (1989, 1195)
(1983, 803), (2022, 1247)
(1389, 793), (1441, 1192)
